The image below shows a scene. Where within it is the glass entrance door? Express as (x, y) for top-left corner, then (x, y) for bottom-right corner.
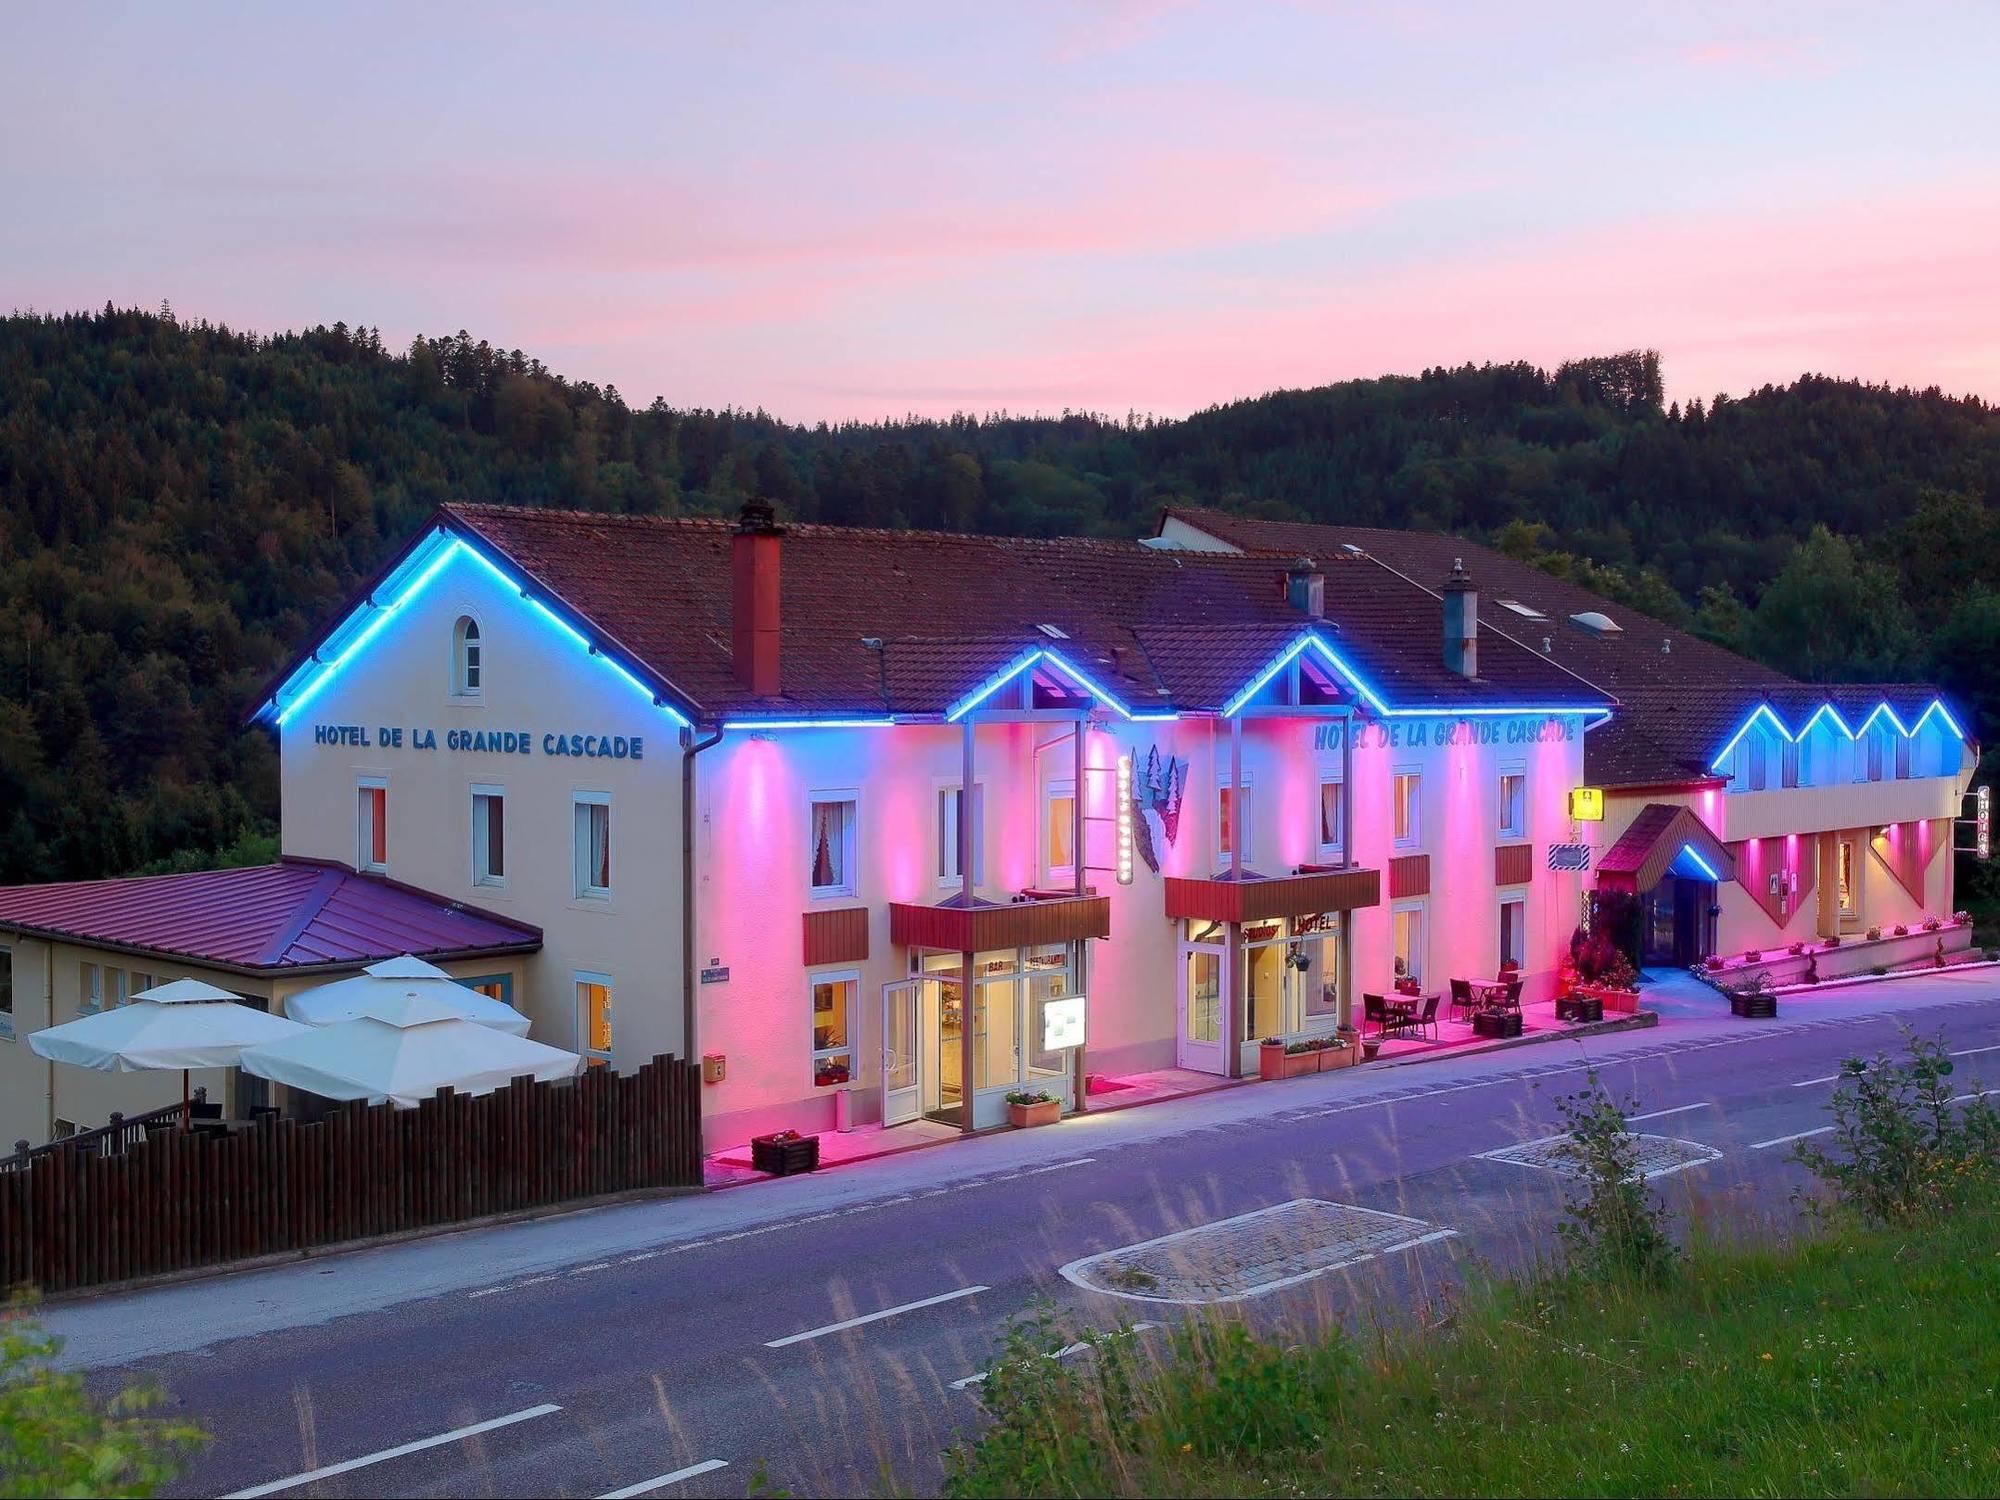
(1177, 940), (1228, 1074)
(882, 979), (922, 1126)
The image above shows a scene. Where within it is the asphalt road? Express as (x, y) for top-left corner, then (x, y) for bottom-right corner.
(50, 972), (2000, 1500)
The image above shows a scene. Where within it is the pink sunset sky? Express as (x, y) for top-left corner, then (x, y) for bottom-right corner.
(4, 1), (1996, 421)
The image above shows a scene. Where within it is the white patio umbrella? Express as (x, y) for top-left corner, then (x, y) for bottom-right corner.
(284, 955), (531, 1036)
(29, 978), (310, 1121)
(239, 991), (581, 1109)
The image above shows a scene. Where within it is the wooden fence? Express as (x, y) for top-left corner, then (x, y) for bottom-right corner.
(0, 1055), (703, 1295)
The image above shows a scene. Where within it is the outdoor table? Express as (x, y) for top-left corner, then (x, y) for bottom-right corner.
(1466, 978), (1511, 1006)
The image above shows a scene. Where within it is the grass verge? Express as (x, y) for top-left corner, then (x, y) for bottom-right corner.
(945, 1189), (2000, 1497)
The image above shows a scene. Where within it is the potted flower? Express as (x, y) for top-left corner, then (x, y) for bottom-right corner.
(1360, 1034), (1383, 1062)
(1866, 926), (1882, 942)
(1787, 941), (1806, 957)
(1954, 910), (1971, 925)
(1282, 1039), (1326, 1077)
(1923, 916), (1943, 932)
(1893, 924), (1909, 937)
(1006, 1089), (1061, 1128)
(1258, 1036), (1289, 1081)
(1824, 934), (1841, 948)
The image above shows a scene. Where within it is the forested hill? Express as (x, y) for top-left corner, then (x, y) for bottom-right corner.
(3, 306), (1999, 883)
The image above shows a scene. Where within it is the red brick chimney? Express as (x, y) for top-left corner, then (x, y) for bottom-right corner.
(732, 497), (784, 696)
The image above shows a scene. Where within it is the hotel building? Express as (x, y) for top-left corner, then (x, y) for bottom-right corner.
(0, 501), (1977, 1150)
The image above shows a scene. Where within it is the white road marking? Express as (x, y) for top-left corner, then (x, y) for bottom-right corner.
(951, 1322), (1159, 1389)
(1628, 1102), (1709, 1121)
(763, 1285), (988, 1348)
(1375, 1228), (1460, 1255)
(1791, 1074), (1843, 1087)
(1951, 1043), (2000, 1058)
(1749, 1126), (1835, 1150)
(1024, 1157), (1096, 1174)
(598, 1458), (729, 1497)
(572, 1262), (611, 1274)
(222, 1404), (563, 1497)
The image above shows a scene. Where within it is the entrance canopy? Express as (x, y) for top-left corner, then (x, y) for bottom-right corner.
(1598, 803), (1735, 892)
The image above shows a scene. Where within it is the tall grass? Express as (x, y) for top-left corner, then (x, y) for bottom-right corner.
(942, 1041), (2000, 1498)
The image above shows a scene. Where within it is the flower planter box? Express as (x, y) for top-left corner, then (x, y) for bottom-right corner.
(1318, 1040), (1359, 1071)
(750, 1131), (820, 1176)
(1572, 982), (1638, 1014)
(1007, 1097), (1062, 1128)
(1555, 995), (1604, 1024)
(1473, 1010), (1524, 1040)
(1729, 991), (1778, 1019)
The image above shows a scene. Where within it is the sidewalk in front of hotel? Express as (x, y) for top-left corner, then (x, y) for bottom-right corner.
(702, 984), (1707, 1188)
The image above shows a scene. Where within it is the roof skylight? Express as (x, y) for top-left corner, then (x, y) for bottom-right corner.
(1570, 611), (1622, 634)
(1495, 599), (1546, 619)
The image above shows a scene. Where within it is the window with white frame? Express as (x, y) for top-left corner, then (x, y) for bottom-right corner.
(1317, 775), (1344, 858)
(810, 971), (856, 1087)
(79, 961), (102, 1014)
(574, 972), (613, 1066)
(357, 777), (388, 872)
(453, 615), (482, 697)
(1498, 896), (1527, 969)
(937, 784), (985, 886)
(1865, 730), (1886, 782)
(1393, 903), (1427, 986)
(1498, 770), (1526, 840)
(108, 967), (128, 1007)
(573, 792), (612, 899)
(1393, 771), (1421, 848)
(1218, 775), (1253, 863)
(1044, 780), (1076, 885)
(1746, 733), (1769, 791)
(809, 793), (857, 897)
(471, 786), (506, 887)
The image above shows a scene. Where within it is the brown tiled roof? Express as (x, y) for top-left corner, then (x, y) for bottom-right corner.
(434, 504), (1610, 721)
(1161, 506), (1953, 788)
(1598, 802), (1736, 889)
(0, 858), (541, 975)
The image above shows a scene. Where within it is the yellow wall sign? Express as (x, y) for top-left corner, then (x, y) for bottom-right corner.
(1569, 786), (1606, 821)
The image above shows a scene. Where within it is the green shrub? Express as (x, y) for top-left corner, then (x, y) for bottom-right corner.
(1793, 1030), (2000, 1223)
(0, 1305), (204, 1497)
(1549, 1075), (1678, 1284)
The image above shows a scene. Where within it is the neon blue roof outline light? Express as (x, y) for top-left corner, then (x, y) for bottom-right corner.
(1677, 842), (1723, 882)
(944, 648), (1137, 722)
(1796, 702), (1857, 742)
(268, 532), (694, 730)
(720, 724), (900, 736)
(1706, 702), (1796, 773)
(1855, 701), (1914, 739)
(1912, 698), (1967, 740)
(267, 534), (462, 728)
(1222, 630), (1605, 720)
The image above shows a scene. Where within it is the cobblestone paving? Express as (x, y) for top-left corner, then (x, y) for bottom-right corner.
(1478, 1132), (1723, 1181)
(1062, 1198), (1447, 1304)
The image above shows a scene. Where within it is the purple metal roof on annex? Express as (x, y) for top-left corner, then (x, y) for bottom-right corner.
(0, 858), (541, 975)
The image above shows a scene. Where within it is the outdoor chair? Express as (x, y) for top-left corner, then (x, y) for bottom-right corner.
(1363, 992), (1394, 1037)
(1504, 978), (1524, 1010)
(1449, 977), (1475, 1022)
(1408, 993), (1441, 1042)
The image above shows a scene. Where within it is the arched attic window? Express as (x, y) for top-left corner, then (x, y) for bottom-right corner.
(453, 615), (482, 697)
